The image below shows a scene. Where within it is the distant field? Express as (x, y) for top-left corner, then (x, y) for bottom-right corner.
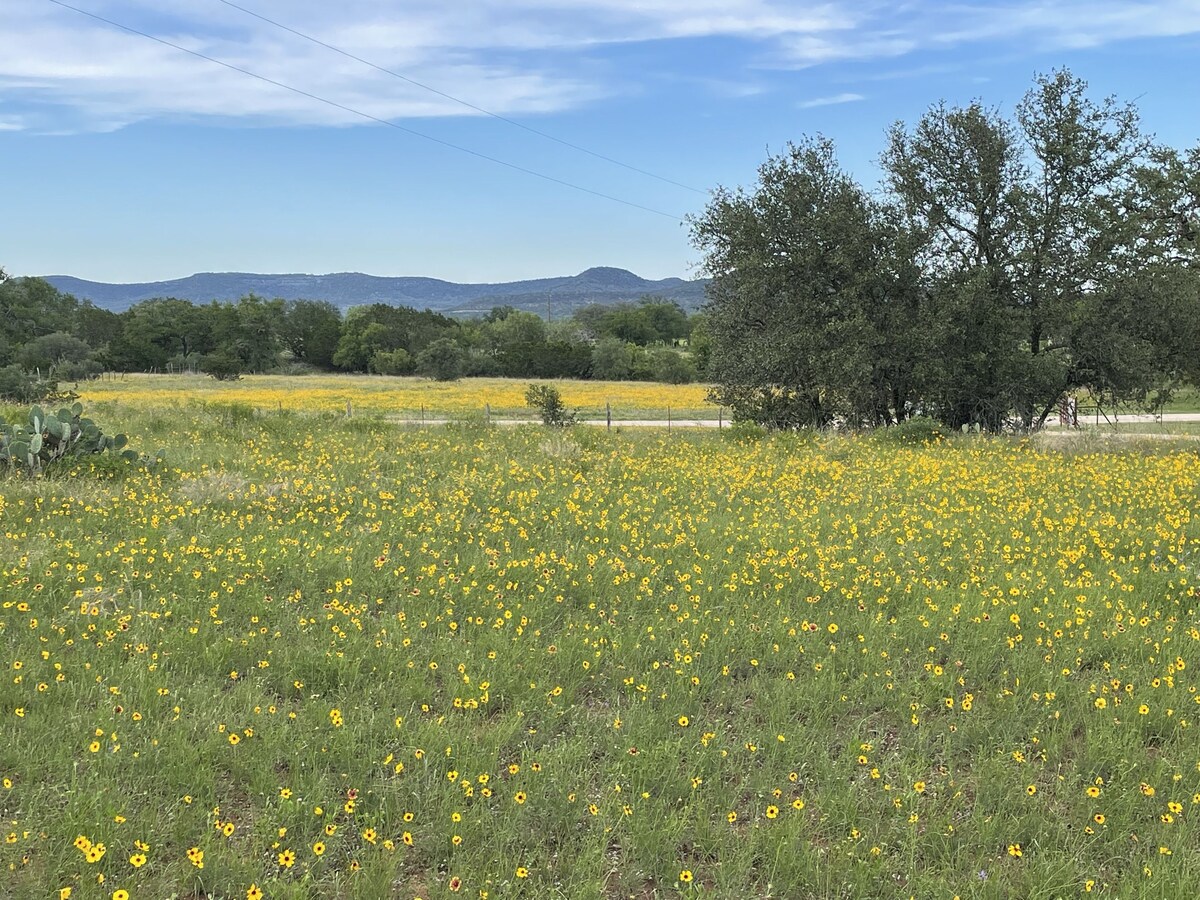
(1075, 387), (1200, 417)
(1158, 387), (1200, 413)
(78, 374), (719, 420)
(3, 402), (1200, 898)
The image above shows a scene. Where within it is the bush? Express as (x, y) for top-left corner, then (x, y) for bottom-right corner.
(0, 365), (62, 404)
(15, 332), (93, 372)
(591, 338), (633, 380)
(415, 338), (466, 382)
(874, 416), (950, 445)
(370, 348), (413, 376)
(464, 353), (504, 378)
(722, 420), (768, 443)
(201, 350), (244, 381)
(54, 357), (105, 383)
(525, 384), (576, 427)
(650, 349), (697, 384)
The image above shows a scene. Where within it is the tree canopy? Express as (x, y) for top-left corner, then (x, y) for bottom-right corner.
(691, 69), (1200, 430)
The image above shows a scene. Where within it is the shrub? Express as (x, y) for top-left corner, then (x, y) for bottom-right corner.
(15, 332), (93, 372)
(0, 365), (62, 404)
(722, 420), (768, 443)
(464, 353), (504, 378)
(370, 349), (413, 376)
(650, 349), (697, 384)
(525, 384), (576, 427)
(201, 350), (244, 381)
(591, 338), (633, 380)
(53, 357), (105, 383)
(874, 416), (950, 445)
(415, 338), (466, 382)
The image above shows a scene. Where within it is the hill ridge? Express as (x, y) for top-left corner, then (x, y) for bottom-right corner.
(42, 268), (709, 315)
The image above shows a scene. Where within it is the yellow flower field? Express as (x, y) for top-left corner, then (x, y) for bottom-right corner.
(2, 399), (1199, 898)
(78, 374), (717, 419)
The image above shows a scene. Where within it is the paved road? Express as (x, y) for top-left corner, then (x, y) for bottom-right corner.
(1046, 411), (1200, 425)
(390, 416), (724, 428)
(390, 412), (1200, 429)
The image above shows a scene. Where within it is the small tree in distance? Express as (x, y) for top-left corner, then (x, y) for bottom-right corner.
(200, 349), (244, 381)
(525, 384), (576, 427)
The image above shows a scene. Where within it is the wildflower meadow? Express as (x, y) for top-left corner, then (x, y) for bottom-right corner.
(2, 383), (1199, 899)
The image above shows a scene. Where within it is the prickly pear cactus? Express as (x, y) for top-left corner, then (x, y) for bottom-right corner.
(0, 401), (164, 476)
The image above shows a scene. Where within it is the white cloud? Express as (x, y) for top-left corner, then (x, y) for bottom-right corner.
(798, 92), (864, 108)
(924, 0), (1200, 48)
(1, 0), (1198, 133)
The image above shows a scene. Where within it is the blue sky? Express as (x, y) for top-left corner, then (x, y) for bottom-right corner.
(2, 0), (1198, 284)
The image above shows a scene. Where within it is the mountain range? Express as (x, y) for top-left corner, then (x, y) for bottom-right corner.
(43, 267), (710, 315)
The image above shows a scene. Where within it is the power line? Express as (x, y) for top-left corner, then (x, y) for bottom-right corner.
(45, 0), (686, 222)
(213, 0), (706, 196)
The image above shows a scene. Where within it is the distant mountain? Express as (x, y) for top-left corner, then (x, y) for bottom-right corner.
(42, 267), (710, 315)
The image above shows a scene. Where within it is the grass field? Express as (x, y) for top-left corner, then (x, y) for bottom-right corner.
(3, 393), (1200, 899)
(1073, 387), (1200, 417)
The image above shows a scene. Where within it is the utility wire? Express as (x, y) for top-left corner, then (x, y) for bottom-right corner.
(213, 0), (706, 196)
(45, 0), (685, 221)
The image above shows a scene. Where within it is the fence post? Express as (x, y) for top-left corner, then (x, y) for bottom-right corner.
(486, 402), (491, 424)
(421, 405), (425, 425)
(719, 407), (723, 430)
(606, 401), (611, 431)
(668, 405), (672, 432)
(346, 400), (353, 418)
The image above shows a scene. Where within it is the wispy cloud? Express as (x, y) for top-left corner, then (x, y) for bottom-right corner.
(798, 92), (864, 108)
(1, 1), (1198, 133)
(771, 0), (1200, 67)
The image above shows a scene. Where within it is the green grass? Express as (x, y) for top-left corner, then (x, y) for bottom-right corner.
(3, 406), (1200, 899)
(1156, 387), (1200, 413)
(1074, 386), (1200, 416)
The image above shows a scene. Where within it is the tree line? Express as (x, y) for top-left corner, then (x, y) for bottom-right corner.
(0, 271), (712, 400)
(691, 70), (1200, 430)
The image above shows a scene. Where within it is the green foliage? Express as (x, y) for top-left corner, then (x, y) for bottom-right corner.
(369, 348), (413, 376)
(687, 313), (713, 377)
(574, 297), (691, 345)
(53, 357), (105, 383)
(0, 276), (79, 362)
(0, 365), (62, 404)
(649, 348), (696, 384)
(0, 400), (163, 477)
(0, 265), (713, 386)
(692, 136), (912, 430)
(107, 297), (214, 371)
(591, 337), (633, 380)
(525, 384), (576, 426)
(280, 299), (342, 368)
(721, 420), (767, 443)
(200, 349), (245, 381)
(15, 331), (94, 372)
(415, 337), (467, 381)
(333, 304), (459, 373)
(872, 416), (951, 445)
(692, 69), (1200, 432)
